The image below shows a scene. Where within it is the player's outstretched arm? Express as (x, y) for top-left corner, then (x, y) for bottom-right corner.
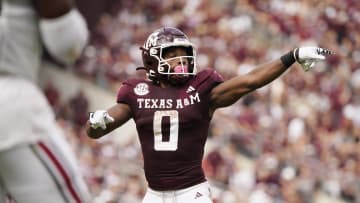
(86, 103), (132, 139)
(210, 47), (332, 110)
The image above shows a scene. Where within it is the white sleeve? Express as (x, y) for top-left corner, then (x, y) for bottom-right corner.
(39, 9), (89, 65)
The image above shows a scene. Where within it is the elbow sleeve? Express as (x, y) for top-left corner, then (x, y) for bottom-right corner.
(39, 9), (89, 65)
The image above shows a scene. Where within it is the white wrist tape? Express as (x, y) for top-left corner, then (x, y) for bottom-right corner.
(39, 9), (89, 65)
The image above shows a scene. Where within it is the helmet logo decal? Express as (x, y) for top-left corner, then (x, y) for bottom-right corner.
(134, 83), (150, 96)
(145, 32), (160, 49)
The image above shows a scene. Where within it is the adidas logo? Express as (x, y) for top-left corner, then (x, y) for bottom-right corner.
(194, 192), (203, 199)
(186, 86), (196, 93)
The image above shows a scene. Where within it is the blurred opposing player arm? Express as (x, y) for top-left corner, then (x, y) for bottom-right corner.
(210, 47), (333, 110)
(33, 0), (89, 65)
(86, 103), (132, 139)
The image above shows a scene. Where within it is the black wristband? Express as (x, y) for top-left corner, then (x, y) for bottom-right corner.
(280, 50), (296, 68)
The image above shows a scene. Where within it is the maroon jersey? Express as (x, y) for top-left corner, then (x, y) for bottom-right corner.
(117, 69), (223, 190)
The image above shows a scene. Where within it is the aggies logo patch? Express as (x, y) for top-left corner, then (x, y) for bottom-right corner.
(134, 83), (149, 96)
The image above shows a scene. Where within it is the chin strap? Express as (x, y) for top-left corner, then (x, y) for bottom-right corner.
(136, 66), (146, 71)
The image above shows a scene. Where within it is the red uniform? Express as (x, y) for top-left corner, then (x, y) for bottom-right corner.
(117, 69), (223, 190)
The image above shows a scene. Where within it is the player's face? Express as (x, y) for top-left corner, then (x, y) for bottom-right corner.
(162, 47), (189, 74)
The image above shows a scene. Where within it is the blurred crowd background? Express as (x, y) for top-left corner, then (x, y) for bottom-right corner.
(42, 0), (360, 202)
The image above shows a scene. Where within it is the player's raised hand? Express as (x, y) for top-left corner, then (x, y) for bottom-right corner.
(294, 47), (333, 71)
(89, 110), (114, 130)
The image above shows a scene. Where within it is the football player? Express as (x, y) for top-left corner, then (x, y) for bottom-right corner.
(87, 27), (332, 203)
(0, 0), (91, 202)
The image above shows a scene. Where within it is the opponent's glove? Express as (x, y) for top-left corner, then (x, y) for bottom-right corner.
(294, 47), (333, 71)
(89, 110), (114, 130)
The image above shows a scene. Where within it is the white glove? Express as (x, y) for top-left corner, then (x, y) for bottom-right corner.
(89, 110), (114, 130)
(294, 47), (333, 71)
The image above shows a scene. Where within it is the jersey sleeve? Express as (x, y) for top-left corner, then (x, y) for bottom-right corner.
(116, 81), (133, 104)
(194, 69), (224, 94)
(209, 69), (224, 86)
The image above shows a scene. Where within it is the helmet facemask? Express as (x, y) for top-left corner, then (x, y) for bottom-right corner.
(151, 44), (197, 85)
